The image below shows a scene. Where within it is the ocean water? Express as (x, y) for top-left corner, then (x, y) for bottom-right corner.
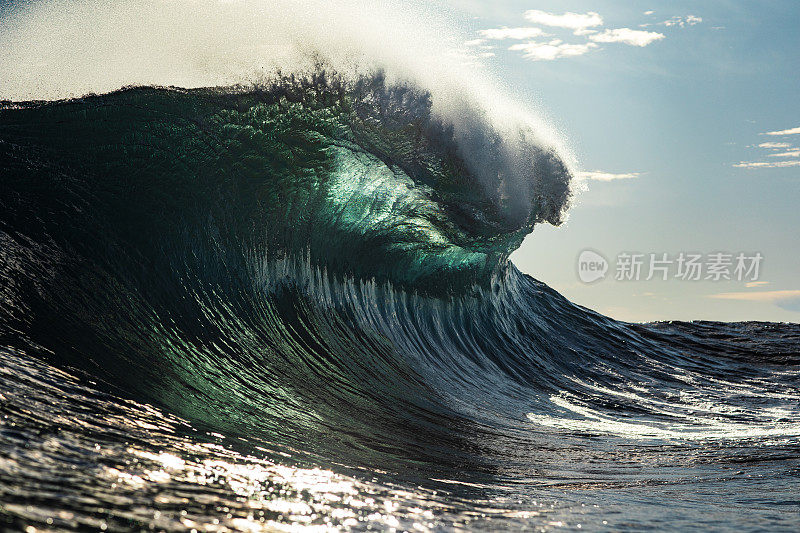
(1, 78), (799, 532)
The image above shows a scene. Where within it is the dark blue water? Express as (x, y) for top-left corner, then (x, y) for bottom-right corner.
(1, 82), (799, 531)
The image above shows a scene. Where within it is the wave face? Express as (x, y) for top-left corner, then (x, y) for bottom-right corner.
(1, 79), (800, 531)
(0, 80), (570, 289)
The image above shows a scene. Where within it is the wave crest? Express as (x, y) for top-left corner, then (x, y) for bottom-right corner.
(1, 72), (572, 287)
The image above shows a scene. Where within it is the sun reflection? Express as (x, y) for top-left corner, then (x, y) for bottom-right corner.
(103, 443), (456, 531)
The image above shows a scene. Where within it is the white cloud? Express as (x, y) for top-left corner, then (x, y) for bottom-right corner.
(758, 142), (792, 149)
(464, 39), (486, 47)
(578, 170), (641, 181)
(664, 15), (702, 27)
(734, 160), (800, 169)
(496, 9), (668, 61)
(589, 28), (665, 47)
(768, 150), (800, 158)
(509, 40), (597, 61)
(737, 133), (800, 167)
(523, 10), (603, 30)
(644, 10), (654, 16)
(763, 126), (800, 136)
(479, 27), (547, 40)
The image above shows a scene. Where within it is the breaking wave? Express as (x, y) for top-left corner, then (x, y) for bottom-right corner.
(1, 1), (799, 530)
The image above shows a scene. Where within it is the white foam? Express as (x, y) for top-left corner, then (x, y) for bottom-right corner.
(528, 392), (800, 442)
(0, 0), (577, 223)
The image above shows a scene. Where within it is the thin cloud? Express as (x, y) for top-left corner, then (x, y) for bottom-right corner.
(479, 27), (547, 40)
(763, 126), (800, 136)
(589, 28), (664, 47)
(768, 150), (800, 158)
(578, 170), (641, 181)
(734, 160), (800, 169)
(709, 290), (800, 302)
(758, 142), (792, 149)
(737, 131), (800, 167)
(711, 289), (800, 313)
(523, 10), (603, 30)
(663, 15), (702, 27)
(746, 281), (770, 288)
(509, 40), (597, 61)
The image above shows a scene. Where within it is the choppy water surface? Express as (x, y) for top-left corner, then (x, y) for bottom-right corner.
(1, 81), (799, 531)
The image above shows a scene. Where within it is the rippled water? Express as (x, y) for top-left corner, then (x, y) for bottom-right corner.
(1, 81), (799, 531)
(3, 316), (799, 532)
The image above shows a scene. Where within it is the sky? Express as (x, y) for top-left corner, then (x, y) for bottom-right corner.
(439, 0), (800, 322)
